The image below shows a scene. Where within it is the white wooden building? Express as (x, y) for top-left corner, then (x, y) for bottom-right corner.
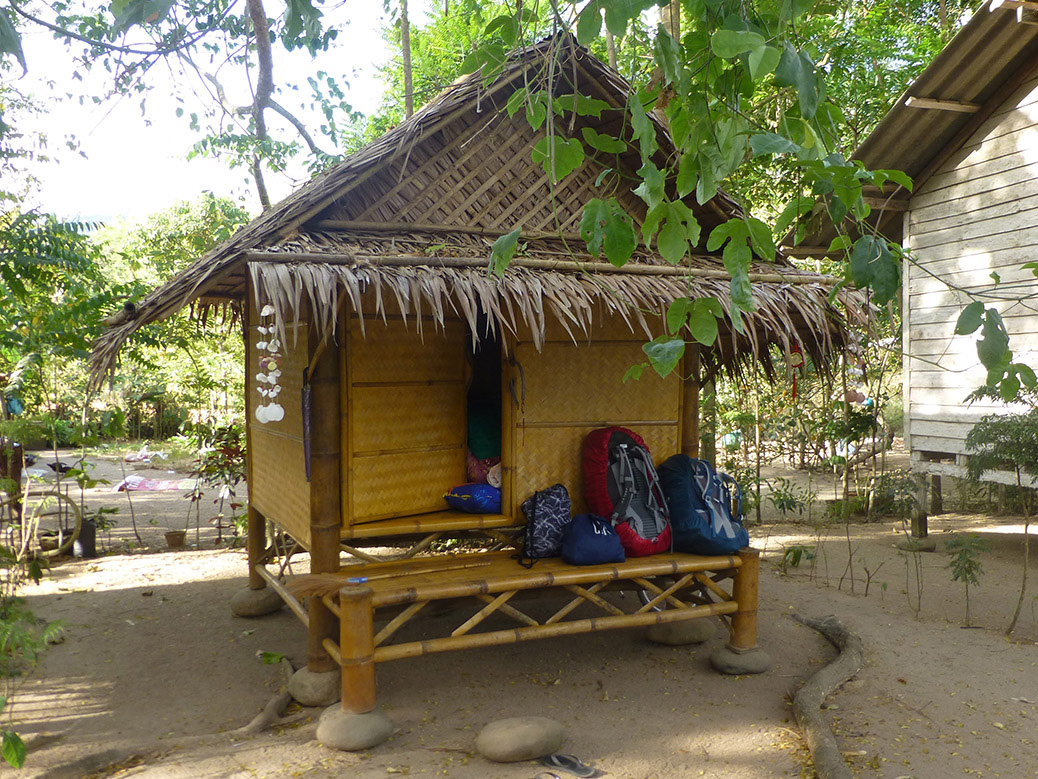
(792, 1), (1038, 490)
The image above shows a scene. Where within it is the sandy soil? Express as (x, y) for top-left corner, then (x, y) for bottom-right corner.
(9, 448), (1038, 779)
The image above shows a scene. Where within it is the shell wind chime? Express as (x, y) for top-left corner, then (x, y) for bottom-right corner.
(254, 304), (286, 424)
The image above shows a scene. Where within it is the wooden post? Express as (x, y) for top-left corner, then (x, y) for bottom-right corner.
(929, 474), (943, 515)
(339, 584), (376, 714)
(911, 475), (929, 538)
(308, 322), (343, 674)
(729, 548), (760, 651)
(681, 344), (700, 458)
(246, 506), (267, 590)
(700, 380), (716, 465)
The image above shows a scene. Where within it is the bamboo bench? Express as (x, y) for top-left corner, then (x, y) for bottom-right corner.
(302, 546), (762, 716)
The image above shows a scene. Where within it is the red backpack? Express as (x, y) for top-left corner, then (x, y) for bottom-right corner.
(583, 427), (672, 557)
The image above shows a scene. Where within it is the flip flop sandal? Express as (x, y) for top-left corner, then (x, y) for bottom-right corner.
(539, 754), (597, 778)
(533, 773), (562, 779)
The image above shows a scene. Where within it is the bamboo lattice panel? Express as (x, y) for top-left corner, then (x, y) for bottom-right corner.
(348, 314), (467, 524)
(249, 321), (311, 544)
(513, 342), (679, 425)
(511, 424), (679, 516)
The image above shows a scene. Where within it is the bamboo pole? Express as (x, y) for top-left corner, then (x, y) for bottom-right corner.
(729, 548), (760, 651)
(243, 251), (840, 285)
(255, 565), (309, 627)
(682, 344), (701, 457)
(339, 584), (376, 714)
(307, 315), (343, 675)
(374, 601), (737, 662)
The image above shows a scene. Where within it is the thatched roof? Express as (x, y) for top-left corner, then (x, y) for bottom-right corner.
(92, 33), (860, 383)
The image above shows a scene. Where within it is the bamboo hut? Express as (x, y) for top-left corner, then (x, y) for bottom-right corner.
(92, 34), (859, 746)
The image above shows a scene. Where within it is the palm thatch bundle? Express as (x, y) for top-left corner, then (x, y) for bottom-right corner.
(90, 33), (864, 384)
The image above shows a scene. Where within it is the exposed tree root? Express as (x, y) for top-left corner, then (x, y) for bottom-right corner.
(791, 614), (865, 779)
(228, 657), (297, 736)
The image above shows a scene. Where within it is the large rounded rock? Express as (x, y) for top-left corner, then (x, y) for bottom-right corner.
(317, 705), (393, 751)
(475, 716), (564, 763)
(647, 618), (716, 645)
(710, 645), (772, 675)
(230, 586), (284, 617)
(288, 667), (340, 707)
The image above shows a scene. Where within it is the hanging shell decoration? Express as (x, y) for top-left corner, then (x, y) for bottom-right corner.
(254, 304), (285, 424)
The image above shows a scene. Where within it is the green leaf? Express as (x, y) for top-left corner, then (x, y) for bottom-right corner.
(749, 132), (800, 157)
(633, 161), (665, 211)
(991, 271), (1001, 284)
(746, 217), (776, 261)
(849, 235), (899, 304)
(506, 87), (528, 119)
(0, 9), (27, 74)
(876, 168), (913, 193)
(490, 226), (522, 276)
(525, 95), (548, 131)
(629, 93), (658, 160)
(531, 136), (585, 182)
(259, 651), (286, 665)
(781, 0), (817, 21)
(643, 336), (685, 378)
(112, 0), (177, 36)
(581, 127), (627, 154)
(775, 197), (815, 236)
(1017, 363), (1038, 389)
(576, 1), (603, 44)
(954, 301), (985, 335)
(580, 199), (636, 267)
(666, 298), (691, 335)
(622, 363), (647, 383)
(775, 44), (821, 119)
(710, 29), (766, 59)
(978, 310), (1010, 371)
(484, 14), (518, 46)
(688, 298), (721, 346)
(2, 731), (26, 769)
(603, 0), (657, 37)
(826, 235), (852, 254)
(658, 218), (688, 264)
(654, 27), (688, 93)
(749, 45), (781, 80)
(1000, 373), (1021, 402)
(676, 151), (698, 199)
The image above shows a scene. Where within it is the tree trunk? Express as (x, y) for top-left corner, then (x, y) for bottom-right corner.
(401, 0), (414, 119)
(605, 26), (617, 70)
(246, 0), (273, 209)
(661, 0), (681, 39)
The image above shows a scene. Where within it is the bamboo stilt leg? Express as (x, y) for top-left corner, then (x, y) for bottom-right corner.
(339, 584), (376, 714)
(729, 548), (760, 651)
(247, 506), (267, 590)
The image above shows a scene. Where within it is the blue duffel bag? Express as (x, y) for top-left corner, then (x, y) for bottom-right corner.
(657, 454), (749, 555)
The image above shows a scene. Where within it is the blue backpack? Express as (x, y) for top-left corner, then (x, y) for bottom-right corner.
(657, 455), (748, 555)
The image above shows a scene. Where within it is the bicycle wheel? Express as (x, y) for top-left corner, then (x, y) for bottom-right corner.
(20, 488), (82, 559)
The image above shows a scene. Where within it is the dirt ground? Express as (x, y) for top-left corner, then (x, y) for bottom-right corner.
(9, 446), (1038, 779)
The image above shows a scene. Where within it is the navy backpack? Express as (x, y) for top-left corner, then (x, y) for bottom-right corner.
(657, 455), (749, 555)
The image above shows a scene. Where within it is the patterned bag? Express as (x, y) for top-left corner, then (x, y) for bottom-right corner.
(517, 483), (572, 567)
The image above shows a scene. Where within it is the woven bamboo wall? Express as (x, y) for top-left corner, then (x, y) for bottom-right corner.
(507, 314), (681, 516)
(248, 316), (312, 546)
(346, 314), (468, 524)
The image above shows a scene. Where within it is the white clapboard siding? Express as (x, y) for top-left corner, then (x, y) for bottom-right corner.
(904, 71), (1038, 465)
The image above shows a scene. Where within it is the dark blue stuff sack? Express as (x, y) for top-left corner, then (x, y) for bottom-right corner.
(444, 483), (501, 514)
(518, 483), (572, 567)
(561, 514), (626, 566)
(657, 454), (749, 555)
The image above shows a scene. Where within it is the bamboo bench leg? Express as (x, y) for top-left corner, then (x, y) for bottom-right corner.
(230, 506), (284, 617)
(709, 548), (771, 675)
(316, 584), (393, 751)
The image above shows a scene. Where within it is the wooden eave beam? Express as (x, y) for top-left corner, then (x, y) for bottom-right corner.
(874, 48), (1038, 239)
(990, 0), (1038, 12)
(905, 96), (980, 113)
(863, 196), (909, 211)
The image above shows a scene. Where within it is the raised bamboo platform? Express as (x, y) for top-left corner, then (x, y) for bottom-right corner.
(284, 547), (761, 715)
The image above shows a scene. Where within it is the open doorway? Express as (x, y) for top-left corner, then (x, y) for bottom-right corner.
(465, 319), (502, 488)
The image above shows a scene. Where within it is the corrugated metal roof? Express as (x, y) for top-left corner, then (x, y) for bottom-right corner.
(855, 0), (1038, 179)
(788, 1), (1038, 253)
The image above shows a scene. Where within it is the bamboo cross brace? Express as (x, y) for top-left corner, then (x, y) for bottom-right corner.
(632, 574), (696, 612)
(375, 601), (428, 647)
(474, 593), (540, 628)
(694, 571), (734, 603)
(561, 583), (627, 620)
(339, 543), (389, 564)
(452, 591), (519, 637)
(546, 582), (610, 625)
(480, 528), (522, 550)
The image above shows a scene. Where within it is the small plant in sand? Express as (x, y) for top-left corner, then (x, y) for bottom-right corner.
(767, 477), (816, 520)
(945, 534), (990, 627)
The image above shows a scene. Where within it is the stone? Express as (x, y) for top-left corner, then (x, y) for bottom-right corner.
(646, 618), (716, 645)
(288, 667), (340, 707)
(316, 705), (393, 751)
(475, 716), (565, 763)
(230, 586), (284, 617)
(710, 644), (772, 675)
(896, 536), (937, 553)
